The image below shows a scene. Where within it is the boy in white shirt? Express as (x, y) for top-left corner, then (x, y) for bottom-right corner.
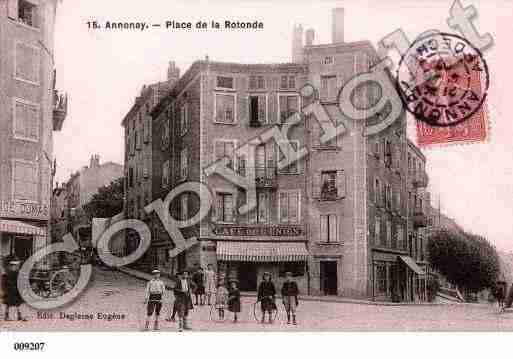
(144, 269), (166, 330)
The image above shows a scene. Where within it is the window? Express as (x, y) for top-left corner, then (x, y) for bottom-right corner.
(249, 94), (266, 126)
(217, 193), (234, 222)
(13, 99), (38, 141)
(396, 225), (404, 251)
(278, 94), (299, 123)
(180, 148), (188, 181)
(12, 160), (38, 202)
(249, 75), (265, 90)
(280, 75), (295, 89)
(236, 155), (246, 176)
(320, 75), (337, 101)
(314, 170), (345, 200)
(320, 214), (338, 243)
(375, 262), (387, 295)
(384, 140), (392, 167)
(15, 42), (39, 83)
(214, 140), (235, 169)
(214, 93), (235, 124)
(9, 0), (39, 28)
(395, 191), (401, 212)
(162, 160), (170, 187)
(322, 56), (334, 65)
(374, 178), (381, 205)
(216, 76), (234, 89)
(375, 216), (381, 245)
(180, 103), (188, 135)
(143, 119), (150, 143)
(129, 167), (134, 187)
(161, 119), (170, 149)
(279, 191), (300, 223)
(256, 192), (270, 223)
(279, 140), (299, 174)
(311, 118), (338, 148)
(384, 183), (392, 209)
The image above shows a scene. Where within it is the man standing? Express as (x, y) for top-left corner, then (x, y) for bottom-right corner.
(173, 270), (194, 331)
(257, 272), (276, 324)
(144, 269), (166, 331)
(281, 271), (299, 325)
(192, 266), (205, 305)
(2, 261), (27, 322)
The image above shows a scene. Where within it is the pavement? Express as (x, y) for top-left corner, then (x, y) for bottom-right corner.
(2, 266), (513, 332)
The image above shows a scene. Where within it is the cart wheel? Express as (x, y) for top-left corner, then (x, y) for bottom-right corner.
(49, 269), (76, 297)
(209, 303), (227, 322)
(253, 301), (278, 323)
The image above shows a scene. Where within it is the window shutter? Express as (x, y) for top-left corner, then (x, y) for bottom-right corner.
(248, 207), (257, 224)
(336, 170), (346, 198)
(240, 95), (248, 125)
(258, 95), (266, 124)
(330, 215), (338, 242)
(311, 120), (320, 148)
(312, 172), (321, 198)
(7, 0), (18, 19)
(320, 215), (327, 242)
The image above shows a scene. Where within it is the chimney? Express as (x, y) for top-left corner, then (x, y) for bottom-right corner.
(291, 24), (304, 63)
(167, 61), (180, 82)
(305, 28), (315, 46)
(90, 154), (100, 168)
(332, 8), (344, 44)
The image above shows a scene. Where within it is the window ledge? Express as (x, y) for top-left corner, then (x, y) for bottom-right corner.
(313, 146), (341, 151)
(316, 242), (343, 246)
(13, 135), (39, 143)
(317, 196), (345, 202)
(8, 18), (40, 32)
(13, 76), (39, 86)
(214, 88), (236, 92)
(213, 121), (237, 125)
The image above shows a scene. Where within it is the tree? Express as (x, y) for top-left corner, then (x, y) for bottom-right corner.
(428, 229), (500, 294)
(83, 177), (124, 219)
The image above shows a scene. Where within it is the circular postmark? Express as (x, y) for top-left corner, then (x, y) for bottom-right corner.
(396, 32), (489, 127)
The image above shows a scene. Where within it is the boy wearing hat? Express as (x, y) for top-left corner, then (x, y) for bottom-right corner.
(257, 271), (276, 324)
(281, 271), (299, 325)
(173, 270), (194, 331)
(144, 269), (166, 330)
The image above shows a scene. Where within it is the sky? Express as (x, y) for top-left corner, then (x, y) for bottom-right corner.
(52, 0), (513, 251)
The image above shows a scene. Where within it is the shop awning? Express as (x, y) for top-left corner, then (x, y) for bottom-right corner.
(399, 255), (425, 275)
(217, 241), (308, 262)
(0, 219), (46, 236)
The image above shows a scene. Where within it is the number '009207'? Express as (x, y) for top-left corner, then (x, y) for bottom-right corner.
(13, 342), (45, 351)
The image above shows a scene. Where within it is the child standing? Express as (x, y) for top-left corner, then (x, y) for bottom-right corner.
(144, 269), (166, 330)
(215, 282), (228, 320)
(227, 280), (241, 323)
(281, 271), (299, 325)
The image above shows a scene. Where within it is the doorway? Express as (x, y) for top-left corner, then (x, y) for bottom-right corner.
(14, 235), (33, 261)
(320, 261), (338, 295)
(238, 262), (258, 291)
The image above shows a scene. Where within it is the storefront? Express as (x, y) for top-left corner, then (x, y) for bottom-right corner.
(0, 219), (47, 272)
(372, 251), (426, 302)
(216, 241), (309, 292)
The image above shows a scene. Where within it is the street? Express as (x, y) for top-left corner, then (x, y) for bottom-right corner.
(2, 267), (513, 332)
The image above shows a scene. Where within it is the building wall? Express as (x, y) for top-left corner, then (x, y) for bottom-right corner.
(79, 160), (123, 207)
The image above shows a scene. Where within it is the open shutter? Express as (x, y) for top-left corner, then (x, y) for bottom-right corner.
(211, 194), (219, 222)
(240, 95), (249, 125)
(7, 0), (18, 20)
(320, 215), (327, 242)
(312, 172), (321, 198)
(336, 170), (346, 198)
(258, 95), (266, 124)
(330, 215), (338, 242)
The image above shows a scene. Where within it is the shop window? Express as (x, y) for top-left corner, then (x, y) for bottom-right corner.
(214, 93), (236, 124)
(279, 262), (305, 277)
(320, 214), (338, 243)
(375, 262), (387, 295)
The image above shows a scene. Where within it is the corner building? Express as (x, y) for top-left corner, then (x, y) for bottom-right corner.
(0, 0), (66, 271)
(145, 8), (431, 301)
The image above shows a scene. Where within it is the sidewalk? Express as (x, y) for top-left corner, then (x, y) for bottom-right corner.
(117, 266), (456, 307)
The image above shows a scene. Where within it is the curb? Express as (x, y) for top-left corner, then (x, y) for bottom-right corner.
(116, 266), (454, 307)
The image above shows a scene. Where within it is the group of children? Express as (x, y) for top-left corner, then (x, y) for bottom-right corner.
(144, 267), (299, 331)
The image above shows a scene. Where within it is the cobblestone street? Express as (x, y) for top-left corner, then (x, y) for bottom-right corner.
(2, 267), (513, 332)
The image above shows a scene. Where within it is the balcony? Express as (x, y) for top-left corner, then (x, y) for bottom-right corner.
(53, 90), (68, 131)
(411, 171), (429, 188)
(254, 166), (277, 188)
(413, 211), (428, 228)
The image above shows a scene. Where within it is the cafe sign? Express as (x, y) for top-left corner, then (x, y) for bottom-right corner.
(0, 200), (49, 221)
(212, 224), (304, 237)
